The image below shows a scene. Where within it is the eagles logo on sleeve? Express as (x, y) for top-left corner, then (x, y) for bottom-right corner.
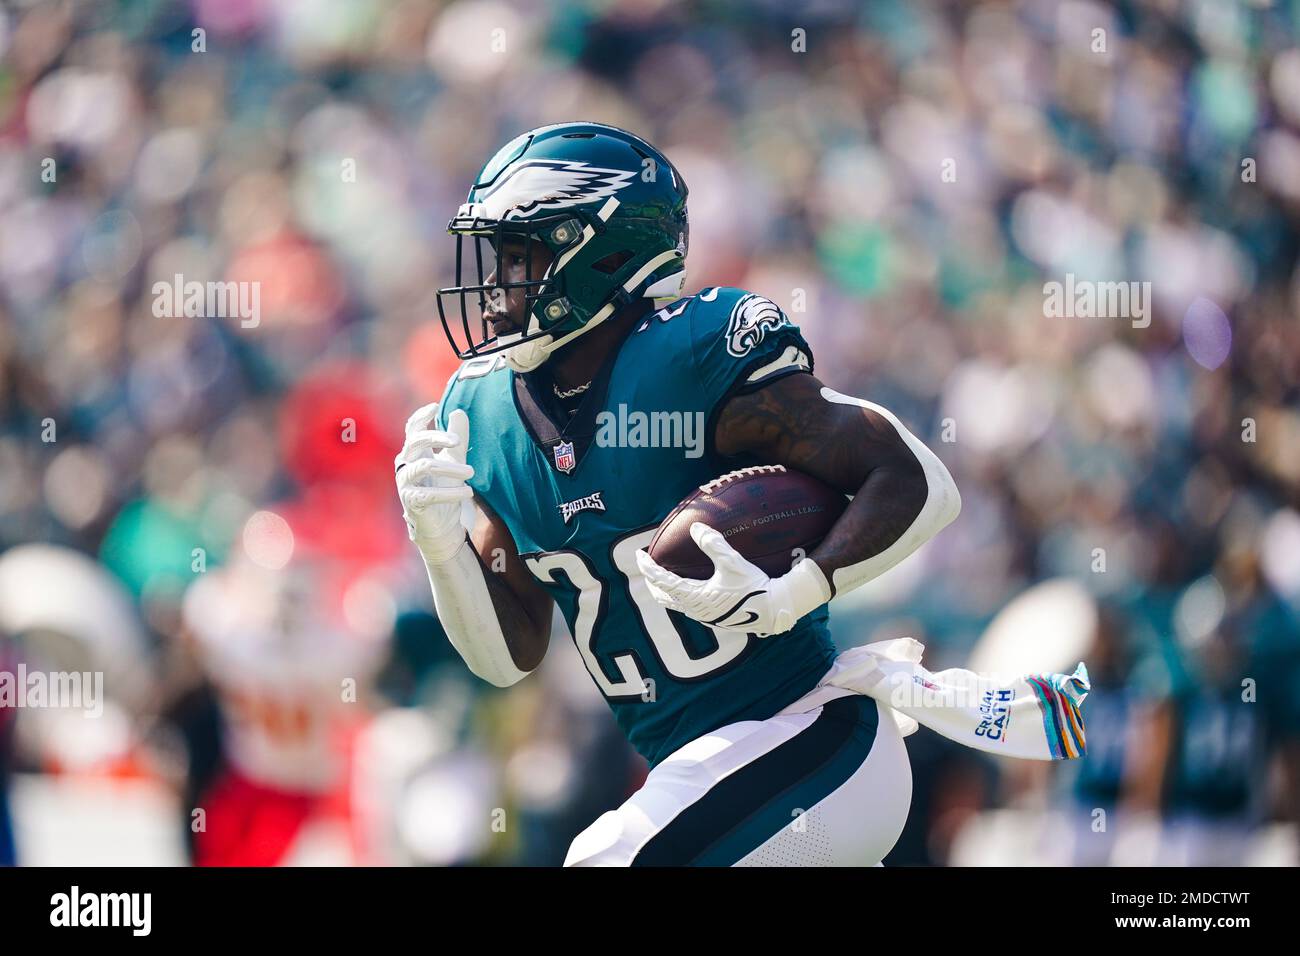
(726, 293), (791, 357)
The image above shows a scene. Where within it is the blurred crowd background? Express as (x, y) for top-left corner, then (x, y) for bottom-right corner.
(1, 0), (1298, 866)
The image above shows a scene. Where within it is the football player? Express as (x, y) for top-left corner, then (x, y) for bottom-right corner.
(397, 123), (961, 865)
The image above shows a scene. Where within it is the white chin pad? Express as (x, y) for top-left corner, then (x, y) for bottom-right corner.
(504, 334), (554, 372)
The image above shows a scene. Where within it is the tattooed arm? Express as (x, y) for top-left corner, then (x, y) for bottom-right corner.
(635, 369), (961, 634)
(713, 371), (960, 595)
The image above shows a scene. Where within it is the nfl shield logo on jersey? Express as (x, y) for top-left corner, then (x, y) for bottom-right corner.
(554, 440), (576, 474)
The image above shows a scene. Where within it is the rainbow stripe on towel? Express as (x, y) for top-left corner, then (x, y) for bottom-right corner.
(1026, 664), (1090, 760)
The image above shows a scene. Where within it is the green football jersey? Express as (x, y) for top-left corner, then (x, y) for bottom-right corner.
(436, 287), (838, 767)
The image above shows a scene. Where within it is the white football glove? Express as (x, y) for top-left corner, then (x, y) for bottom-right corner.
(635, 522), (832, 637)
(395, 401), (475, 565)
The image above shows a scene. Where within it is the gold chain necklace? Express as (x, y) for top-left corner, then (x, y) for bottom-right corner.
(553, 381), (592, 399)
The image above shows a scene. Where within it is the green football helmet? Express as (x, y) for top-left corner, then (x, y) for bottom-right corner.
(436, 122), (689, 372)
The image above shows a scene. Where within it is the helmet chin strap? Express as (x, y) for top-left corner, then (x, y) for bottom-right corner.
(503, 300), (615, 373)
(504, 248), (683, 372)
(503, 334), (554, 373)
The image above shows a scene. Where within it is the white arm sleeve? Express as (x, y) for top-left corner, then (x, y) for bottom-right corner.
(420, 538), (530, 688)
(819, 386), (962, 596)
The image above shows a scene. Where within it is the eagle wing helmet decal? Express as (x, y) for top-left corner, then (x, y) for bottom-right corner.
(476, 160), (637, 221)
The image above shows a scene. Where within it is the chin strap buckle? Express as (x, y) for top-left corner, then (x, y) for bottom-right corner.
(543, 297), (571, 321)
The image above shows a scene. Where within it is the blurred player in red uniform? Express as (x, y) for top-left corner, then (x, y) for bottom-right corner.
(181, 548), (386, 866)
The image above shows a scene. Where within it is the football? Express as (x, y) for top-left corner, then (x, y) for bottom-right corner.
(647, 465), (847, 579)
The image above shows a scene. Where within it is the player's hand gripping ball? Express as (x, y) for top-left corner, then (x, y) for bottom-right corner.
(636, 466), (844, 636)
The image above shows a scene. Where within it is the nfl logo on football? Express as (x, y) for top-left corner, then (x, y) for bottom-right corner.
(554, 441), (576, 474)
